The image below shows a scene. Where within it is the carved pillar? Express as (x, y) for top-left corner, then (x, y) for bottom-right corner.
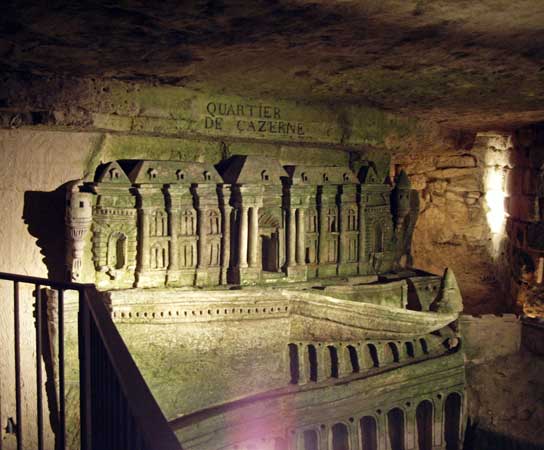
(296, 208), (306, 265)
(288, 207), (297, 267)
(318, 205), (327, 264)
(318, 425), (329, 450)
(358, 197), (366, 269)
(139, 208), (151, 272)
(221, 206), (232, 284)
(433, 395), (445, 449)
(348, 420), (360, 450)
(405, 406), (416, 450)
(338, 202), (346, 264)
(169, 209), (180, 271)
(249, 206), (260, 268)
(238, 206), (249, 268)
(376, 412), (387, 450)
(198, 206), (209, 268)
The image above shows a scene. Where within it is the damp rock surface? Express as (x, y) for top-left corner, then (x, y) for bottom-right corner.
(2, 1), (544, 130)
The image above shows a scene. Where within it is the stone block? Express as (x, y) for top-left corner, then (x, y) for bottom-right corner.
(92, 113), (133, 131)
(427, 179), (448, 194)
(460, 314), (521, 364)
(435, 154), (477, 169)
(427, 167), (480, 179)
(447, 175), (482, 192)
(409, 173), (427, 190)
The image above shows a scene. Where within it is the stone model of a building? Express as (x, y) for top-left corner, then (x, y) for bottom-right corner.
(66, 155), (418, 289)
(63, 153), (465, 450)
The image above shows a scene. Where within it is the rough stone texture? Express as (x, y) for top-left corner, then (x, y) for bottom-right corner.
(2, 1), (544, 130)
(465, 351), (544, 450)
(459, 314), (521, 364)
(499, 125), (544, 318)
(392, 132), (513, 314)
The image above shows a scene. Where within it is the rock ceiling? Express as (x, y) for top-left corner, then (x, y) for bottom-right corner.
(1, 0), (544, 130)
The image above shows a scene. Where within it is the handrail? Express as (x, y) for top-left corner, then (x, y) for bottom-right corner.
(0, 273), (182, 450)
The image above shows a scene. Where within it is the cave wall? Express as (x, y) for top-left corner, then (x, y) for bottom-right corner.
(499, 125), (544, 317)
(392, 133), (512, 314)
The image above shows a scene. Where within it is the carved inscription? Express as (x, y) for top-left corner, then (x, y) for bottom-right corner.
(204, 101), (305, 136)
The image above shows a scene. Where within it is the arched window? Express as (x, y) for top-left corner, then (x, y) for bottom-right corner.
(327, 208), (337, 232)
(360, 416), (377, 450)
(387, 408), (405, 450)
(347, 345), (359, 373)
(303, 430), (318, 450)
(176, 169), (185, 181)
(405, 342), (415, 358)
(151, 210), (167, 237)
(308, 345), (318, 382)
(107, 232), (126, 270)
(181, 209), (195, 235)
(261, 170), (269, 181)
(109, 168), (120, 180)
(327, 345), (339, 378)
(347, 208), (357, 231)
(366, 344), (380, 368)
(307, 208), (318, 233)
(151, 244), (168, 269)
(419, 338), (429, 354)
(288, 344), (299, 384)
(323, 173), (329, 182)
(416, 400), (433, 450)
(208, 210), (220, 235)
(331, 423), (350, 450)
(386, 342), (400, 363)
(147, 168), (158, 179)
(445, 393), (462, 450)
(181, 243), (195, 268)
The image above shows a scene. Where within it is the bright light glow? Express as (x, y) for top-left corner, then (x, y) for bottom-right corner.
(485, 165), (506, 254)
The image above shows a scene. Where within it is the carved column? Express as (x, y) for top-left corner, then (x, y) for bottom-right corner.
(238, 206), (249, 268)
(288, 207), (297, 267)
(296, 208), (306, 265)
(139, 208), (151, 272)
(405, 406), (416, 450)
(433, 395), (445, 449)
(338, 202), (346, 264)
(318, 205), (327, 264)
(167, 188), (180, 272)
(221, 205), (232, 284)
(249, 206), (260, 268)
(358, 196), (367, 270)
(169, 209), (179, 271)
(198, 206), (209, 269)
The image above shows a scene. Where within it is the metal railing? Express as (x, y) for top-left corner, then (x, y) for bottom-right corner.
(0, 272), (182, 450)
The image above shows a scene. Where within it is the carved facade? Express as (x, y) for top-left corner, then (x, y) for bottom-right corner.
(66, 155), (419, 288)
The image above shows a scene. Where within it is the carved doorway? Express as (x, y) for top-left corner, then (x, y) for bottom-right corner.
(261, 231), (279, 272)
(259, 210), (282, 273)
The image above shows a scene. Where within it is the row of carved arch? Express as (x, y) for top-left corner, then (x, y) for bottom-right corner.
(288, 338), (445, 384)
(147, 209), (221, 237)
(218, 393), (463, 450)
(294, 392), (463, 450)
